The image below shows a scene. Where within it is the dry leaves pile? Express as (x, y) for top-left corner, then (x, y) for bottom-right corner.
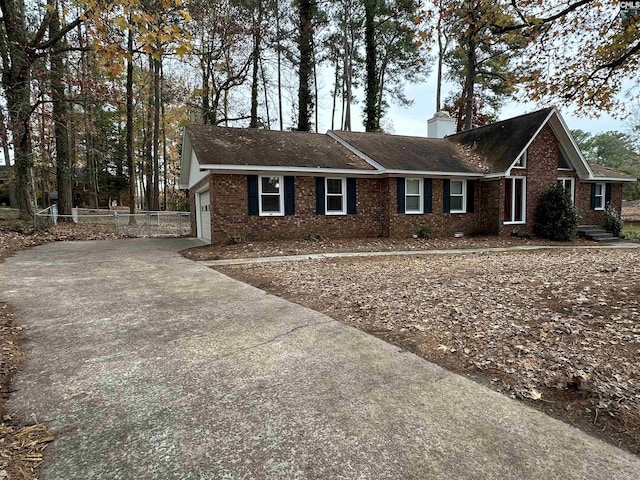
(182, 235), (593, 261)
(0, 224), (119, 263)
(219, 249), (640, 452)
(0, 305), (54, 480)
(623, 202), (640, 222)
(0, 423), (54, 479)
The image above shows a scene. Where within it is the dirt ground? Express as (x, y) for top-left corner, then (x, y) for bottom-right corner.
(216, 248), (640, 455)
(0, 212), (121, 479)
(623, 201), (640, 222)
(182, 235), (597, 261)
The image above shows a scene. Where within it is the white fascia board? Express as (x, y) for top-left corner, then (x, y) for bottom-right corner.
(198, 164), (379, 176)
(188, 151), (210, 189)
(552, 109), (594, 178)
(505, 108), (556, 176)
(483, 173), (506, 179)
(585, 177), (637, 183)
(385, 170), (484, 178)
(178, 128), (191, 189)
(326, 130), (385, 171)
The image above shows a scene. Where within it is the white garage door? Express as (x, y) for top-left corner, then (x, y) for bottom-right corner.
(198, 191), (211, 242)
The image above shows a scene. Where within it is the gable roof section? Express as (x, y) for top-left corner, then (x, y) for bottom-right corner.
(589, 163), (637, 181)
(329, 130), (485, 175)
(179, 110), (637, 189)
(447, 107), (554, 174)
(185, 125), (374, 171)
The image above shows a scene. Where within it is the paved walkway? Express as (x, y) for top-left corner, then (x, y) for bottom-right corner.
(199, 242), (640, 266)
(2, 238), (639, 479)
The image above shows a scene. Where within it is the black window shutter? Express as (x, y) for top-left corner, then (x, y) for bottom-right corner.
(424, 178), (432, 213)
(605, 183), (612, 205)
(590, 184), (596, 210)
(467, 180), (475, 213)
(347, 178), (357, 214)
(284, 176), (295, 215)
(443, 179), (451, 213)
(396, 178), (405, 213)
(315, 177), (325, 214)
(247, 175), (258, 215)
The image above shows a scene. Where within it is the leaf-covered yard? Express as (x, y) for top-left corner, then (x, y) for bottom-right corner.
(217, 248), (640, 453)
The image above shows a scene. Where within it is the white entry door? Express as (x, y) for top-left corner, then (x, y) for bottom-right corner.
(198, 190), (211, 242)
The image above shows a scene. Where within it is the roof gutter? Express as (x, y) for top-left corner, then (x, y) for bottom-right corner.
(198, 164), (485, 178)
(383, 169), (484, 178)
(198, 164), (379, 176)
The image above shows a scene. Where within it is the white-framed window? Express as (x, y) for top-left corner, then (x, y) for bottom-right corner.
(557, 177), (575, 203)
(557, 149), (572, 170)
(514, 149), (527, 168)
(594, 183), (605, 210)
(259, 175), (284, 216)
(450, 179), (466, 213)
(504, 177), (526, 224)
(405, 178), (423, 214)
(325, 177), (346, 215)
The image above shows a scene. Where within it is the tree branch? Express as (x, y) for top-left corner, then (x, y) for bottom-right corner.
(216, 115), (254, 125)
(596, 40), (640, 72)
(491, 0), (592, 34)
(34, 12), (89, 51)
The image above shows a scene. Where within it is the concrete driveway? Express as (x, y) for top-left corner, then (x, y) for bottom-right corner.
(2, 238), (639, 479)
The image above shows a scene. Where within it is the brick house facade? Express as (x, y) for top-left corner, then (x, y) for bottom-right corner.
(181, 108), (636, 244)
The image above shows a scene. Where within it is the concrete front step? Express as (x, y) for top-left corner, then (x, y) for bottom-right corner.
(577, 225), (620, 242)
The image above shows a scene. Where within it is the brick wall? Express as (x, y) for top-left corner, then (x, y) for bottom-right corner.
(190, 149), (627, 242)
(479, 179), (501, 235)
(497, 125), (561, 236)
(385, 178), (481, 237)
(208, 174), (387, 243)
(576, 182), (623, 226)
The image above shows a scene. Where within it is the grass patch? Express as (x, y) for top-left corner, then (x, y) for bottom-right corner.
(623, 222), (640, 241)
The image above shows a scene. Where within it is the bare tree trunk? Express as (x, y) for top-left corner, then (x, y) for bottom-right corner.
(363, 0), (379, 132)
(3, 45), (35, 216)
(50, 4), (73, 218)
(161, 60), (167, 210)
(260, 55), (271, 128)
(143, 56), (153, 210)
(152, 57), (160, 211)
(463, 35), (476, 131)
(344, 23), (354, 131)
(126, 19), (136, 220)
(275, 0), (283, 130)
(0, 104), (12, 169)
(250, 1), (262, 128)
(201, 40), (212, 124)
(331, 53), (339, 130)
(296, 0), (315, 131)
(436, 4), (444, 112)
(312, 39), (318, 133)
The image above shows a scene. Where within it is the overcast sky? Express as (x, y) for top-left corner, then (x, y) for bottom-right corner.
(314, 69), (628, 138)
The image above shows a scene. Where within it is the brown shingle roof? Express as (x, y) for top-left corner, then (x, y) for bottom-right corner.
(330, 130), (485, 174)
(185, 125), (374, 170)
(589, 163), (637, 180)
(448, 108), (554, 174)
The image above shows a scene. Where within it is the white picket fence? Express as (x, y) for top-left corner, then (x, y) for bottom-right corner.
(34, 206), (191, 237)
